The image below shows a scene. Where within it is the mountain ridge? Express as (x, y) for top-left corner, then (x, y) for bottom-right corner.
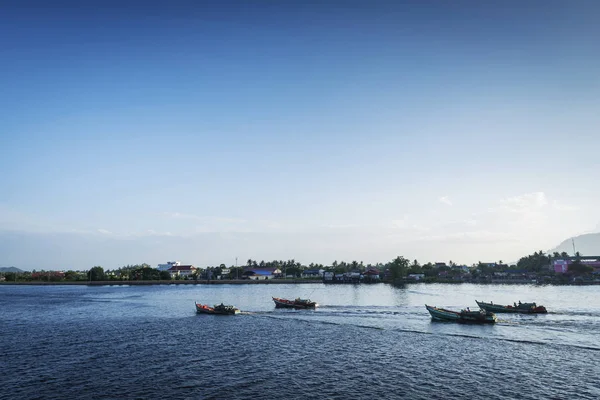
(0, 266), (24, 273)
(547, 232), (600, 256)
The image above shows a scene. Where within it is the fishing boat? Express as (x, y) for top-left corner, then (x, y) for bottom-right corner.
(195, 302), (240, 315)
(272, 297), (317, 309)
(476, 300), (547, 314)
(425, 305), (497, 324)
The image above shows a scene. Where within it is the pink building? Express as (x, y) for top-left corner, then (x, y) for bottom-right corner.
(553, 258), (600, 273)
(553, 260), (568, 273)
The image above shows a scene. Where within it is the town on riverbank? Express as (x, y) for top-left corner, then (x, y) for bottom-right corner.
(2, 250), (600, 286)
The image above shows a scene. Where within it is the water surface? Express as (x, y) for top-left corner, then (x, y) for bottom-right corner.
(1, 283), (598, 399)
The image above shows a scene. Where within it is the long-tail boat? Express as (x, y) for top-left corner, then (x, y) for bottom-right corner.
(272, 297), (317, 309)
(195, 302), (240, 315)
(476, 300), (547, 314)
(425, 305), (497, 324)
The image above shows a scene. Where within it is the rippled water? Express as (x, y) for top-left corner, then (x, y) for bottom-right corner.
(1, 283), (599, 399)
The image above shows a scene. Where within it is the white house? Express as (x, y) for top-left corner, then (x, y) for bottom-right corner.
(168, 264), (197, 279)
(302, 269), (324, 278)
(158, 261), (180, 271)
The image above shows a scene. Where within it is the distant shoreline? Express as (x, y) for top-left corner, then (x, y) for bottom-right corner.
(1, 279), (599, 286)
(0, 279), (321, 286)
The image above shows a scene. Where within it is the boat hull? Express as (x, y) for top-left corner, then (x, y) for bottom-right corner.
(476, 301), (547, 314)
(272, 297), (317, 309)
(195, 303), (240, 315)
(425, 305), (497, 324)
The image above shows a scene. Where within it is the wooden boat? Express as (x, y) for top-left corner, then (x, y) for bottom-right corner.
(425, 305), (497, 324)
(195, 302), (240, 315)
(272, 297), (317, 309)
(476, 300), (547, 314)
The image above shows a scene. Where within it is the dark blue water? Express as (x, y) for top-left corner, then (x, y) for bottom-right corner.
(1, 283), (599, 399)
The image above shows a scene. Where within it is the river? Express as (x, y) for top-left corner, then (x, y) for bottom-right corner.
(1, 283), (598, 399)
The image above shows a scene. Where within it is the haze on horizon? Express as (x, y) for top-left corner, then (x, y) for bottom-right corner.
(1, 1), (599, 271)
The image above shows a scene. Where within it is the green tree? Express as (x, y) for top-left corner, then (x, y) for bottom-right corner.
(421, 262), (436, 277)
(3, 272), (16, 281)
(569, 260), (593, 275)
(408, 259), (421, 274)
(159, 270), (171, 280)
(569, 253), (593, 275)
(286, 266), (302, 278)
(389, 256), (409, 282)
(516, 251), (549, 273)
(88, 266), (105, 281)
(230, 266), (243, 280)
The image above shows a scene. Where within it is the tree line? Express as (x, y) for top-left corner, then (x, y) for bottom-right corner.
(2, 251), (597, 283)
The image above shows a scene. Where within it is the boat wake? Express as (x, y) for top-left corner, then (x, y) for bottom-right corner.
(255, 308), (600, 352)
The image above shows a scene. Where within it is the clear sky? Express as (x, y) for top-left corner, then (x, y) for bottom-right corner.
(1, 0), (599, 270)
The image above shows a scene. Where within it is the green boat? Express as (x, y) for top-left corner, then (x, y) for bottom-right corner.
(195, 302), (240, 315)
(425, 305), (497, 324)
(476, 300), (547, 314)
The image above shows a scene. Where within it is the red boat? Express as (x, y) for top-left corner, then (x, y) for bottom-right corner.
(272, 297), (317, 309)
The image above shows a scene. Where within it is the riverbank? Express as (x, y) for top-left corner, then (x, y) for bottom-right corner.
(2, 279), (600, 286)
(0, 279), (321, 286)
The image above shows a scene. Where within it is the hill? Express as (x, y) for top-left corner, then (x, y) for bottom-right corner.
(548, 232), (600, 256)
(0, 266), (24, 273)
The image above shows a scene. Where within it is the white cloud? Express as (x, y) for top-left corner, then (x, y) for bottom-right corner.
(497, 192), (547, 213)
(416, 230), (518, 243)
(97, 229), (112, 235)
(163, 212), (202, 221)
(164, 212), (247, 224)
(144, 229), (173, 236)
(464, 219), (478, 227)
(399, 192), (582, 261)
(162, 211), (288, 234)
(551, 200), (578, 211)
(322, 224), (360, 229)
(439, 196), (452, 206)
(390, 216), (430, 232)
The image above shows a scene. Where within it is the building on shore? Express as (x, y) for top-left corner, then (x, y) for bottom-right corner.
(242, 267), (282, 280)
(302, 269), (324, 278)
(550, 256), (600, 273)
(158, 261), (180, 271)
(167, 264), (197, 279)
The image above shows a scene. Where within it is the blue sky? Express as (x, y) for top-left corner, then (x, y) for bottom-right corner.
(1, 1), (599, 269)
